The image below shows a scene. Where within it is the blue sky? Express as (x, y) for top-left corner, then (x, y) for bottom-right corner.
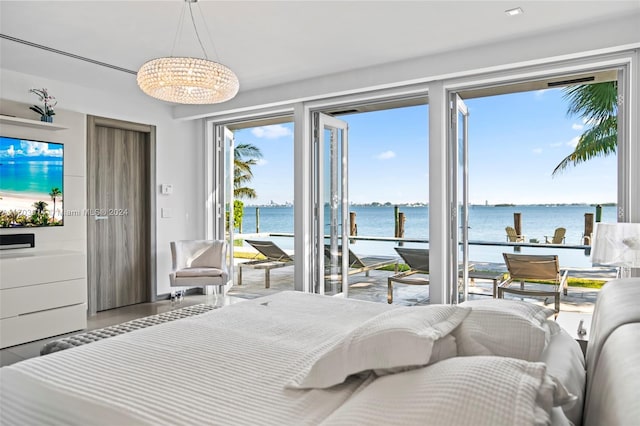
(234, 88), (617, 205)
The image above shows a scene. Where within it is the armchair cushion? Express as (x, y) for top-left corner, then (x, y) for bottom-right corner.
(176, 267), (226, 278)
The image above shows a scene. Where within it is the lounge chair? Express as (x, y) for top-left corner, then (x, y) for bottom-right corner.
(505, 226), (525, 242)
(387, 247), (430, 304)
(324, 245), (399, 279)
(498, 253), (568, 313)
(238, 240), (294, 288)
(544, 227), (566, 244)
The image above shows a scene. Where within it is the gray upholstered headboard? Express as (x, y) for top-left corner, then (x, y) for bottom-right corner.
(583, 279), (640, 426)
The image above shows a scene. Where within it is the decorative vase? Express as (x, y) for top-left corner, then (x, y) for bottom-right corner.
(40, 115), (53, 123)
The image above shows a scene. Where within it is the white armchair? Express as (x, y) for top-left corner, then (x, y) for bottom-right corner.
(169, 240), (229, 297)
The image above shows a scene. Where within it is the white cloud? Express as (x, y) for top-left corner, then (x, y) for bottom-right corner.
(255, 158), (268, 166)
(572, 123), (584, 131)
(251, 125), (292, 139)
(532, 148), (543, 154)
(549, 142), (563, 148)
(568, 136), (580, 148)
(376, 150), (396, 160)
(534, 89), (550, 99)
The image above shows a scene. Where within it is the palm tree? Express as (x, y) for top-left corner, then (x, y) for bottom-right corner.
(234, 143), (262, 199)
(49, 187), (62, 220)
(552, 81), (617, 176)
(33, 201), (48, 214)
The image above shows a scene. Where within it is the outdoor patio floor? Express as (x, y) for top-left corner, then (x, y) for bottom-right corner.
(230, 258), (613, 313)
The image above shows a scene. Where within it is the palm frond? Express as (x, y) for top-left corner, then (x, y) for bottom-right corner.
(552, 116), (617, 175)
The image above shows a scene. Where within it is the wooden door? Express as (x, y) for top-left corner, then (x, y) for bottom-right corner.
(87, 116), (155, 312)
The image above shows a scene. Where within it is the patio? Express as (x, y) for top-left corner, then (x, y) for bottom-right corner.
(229, 257), (609, 313)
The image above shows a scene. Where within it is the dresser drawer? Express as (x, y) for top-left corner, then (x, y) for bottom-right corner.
(0, 303), (87, 349)
(0, 279), (87, 319)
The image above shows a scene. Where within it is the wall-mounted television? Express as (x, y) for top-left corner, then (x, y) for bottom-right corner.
(0, 136), (64, 227)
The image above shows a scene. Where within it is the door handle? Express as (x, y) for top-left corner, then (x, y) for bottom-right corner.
(95, 216), (108, 221)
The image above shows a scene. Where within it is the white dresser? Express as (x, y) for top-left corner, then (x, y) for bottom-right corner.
(0, 250), (87, 349)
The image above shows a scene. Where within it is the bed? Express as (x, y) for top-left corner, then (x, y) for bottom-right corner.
(1, 279), (638, 425)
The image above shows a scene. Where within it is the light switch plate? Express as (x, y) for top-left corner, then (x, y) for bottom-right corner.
(161, 208), (172, 218)
(161, 184), (173, 195)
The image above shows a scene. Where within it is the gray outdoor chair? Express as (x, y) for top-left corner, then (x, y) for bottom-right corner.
(323, 245), (399, 279)
(387, 247), (430, 304)
(499, 253), (568, 313)
(238, 240), (294, 288)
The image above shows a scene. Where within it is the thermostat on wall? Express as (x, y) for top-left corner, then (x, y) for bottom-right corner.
(161, 184), (173, 195)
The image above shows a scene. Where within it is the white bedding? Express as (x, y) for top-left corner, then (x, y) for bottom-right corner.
(0, 291), (581, 426)
(0, 292), (392, 425)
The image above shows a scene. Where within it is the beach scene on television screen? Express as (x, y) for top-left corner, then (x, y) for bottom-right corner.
(0, 136), (64, 227)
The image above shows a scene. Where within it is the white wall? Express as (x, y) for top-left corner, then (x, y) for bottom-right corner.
(0, 69), (206, 296)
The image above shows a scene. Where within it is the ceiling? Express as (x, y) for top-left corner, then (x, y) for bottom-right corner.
(1, 1), (639, 103)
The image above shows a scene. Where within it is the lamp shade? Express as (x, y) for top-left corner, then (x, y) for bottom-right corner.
(137, 57), (239, 104)
(592, 223), (640, 268)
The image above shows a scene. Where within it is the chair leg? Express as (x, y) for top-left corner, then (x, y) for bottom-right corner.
(265, 270), (270, 289)
(387, 279), (393, 304)
(555, 294), (560, 313)
(238, 266), (243, 286)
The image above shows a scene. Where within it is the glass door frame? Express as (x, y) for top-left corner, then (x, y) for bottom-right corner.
(313, 112), (349, 296)
(448, 93), (470, 304)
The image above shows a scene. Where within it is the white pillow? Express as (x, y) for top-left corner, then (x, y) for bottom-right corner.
(287, 305), (470, 389)
(320, 356), (576, 426)
(455, 299), (557, 361)
(541, 328), (585, 426)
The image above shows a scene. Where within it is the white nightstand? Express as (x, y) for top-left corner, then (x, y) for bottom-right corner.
(555, 311), (592, 355)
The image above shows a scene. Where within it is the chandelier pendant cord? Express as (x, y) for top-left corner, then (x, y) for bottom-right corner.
(170, 3), (187, 58)
(188, 2), (210, 60)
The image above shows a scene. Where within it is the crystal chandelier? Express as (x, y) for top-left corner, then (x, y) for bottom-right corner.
(137, 0), (239, 104)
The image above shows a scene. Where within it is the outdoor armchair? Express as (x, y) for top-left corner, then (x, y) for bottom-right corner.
(544, 227), (566, 244)
(505, 226), (525, 242)
(499, 253), (568, 313)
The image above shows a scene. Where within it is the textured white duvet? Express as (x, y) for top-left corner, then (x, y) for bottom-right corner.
(0, 291), (578, 426)
(0, 292), (392, 425)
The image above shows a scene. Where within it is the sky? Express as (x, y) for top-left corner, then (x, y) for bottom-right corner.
(233, 87), (617, 206)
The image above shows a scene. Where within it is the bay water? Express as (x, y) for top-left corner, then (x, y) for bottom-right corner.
(240, 204), (617, 268)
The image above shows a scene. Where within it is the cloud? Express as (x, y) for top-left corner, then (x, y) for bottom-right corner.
(572, 123), (584, 131)
(255, 158), (268, 166)
(251, 125), (292, 139)
(549, 142), (563, 148)
(568, 136), (580, 148)
(375, 150), (396, 160)
(532, 148), (543, 154)
(534, 89), (550, 99)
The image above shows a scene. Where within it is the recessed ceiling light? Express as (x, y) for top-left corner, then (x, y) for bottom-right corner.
(505, 7), (524, 16)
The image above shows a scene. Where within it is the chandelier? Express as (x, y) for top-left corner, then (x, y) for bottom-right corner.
(137, 0), (239, 105)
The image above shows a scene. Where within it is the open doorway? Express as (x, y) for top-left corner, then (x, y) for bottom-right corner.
(452, 68), (621, 310)
(313, 99), (430, 305)
(218, 118), (296, 300)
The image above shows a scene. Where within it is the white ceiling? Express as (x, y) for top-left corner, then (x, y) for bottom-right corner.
(1, 1), (639, 100)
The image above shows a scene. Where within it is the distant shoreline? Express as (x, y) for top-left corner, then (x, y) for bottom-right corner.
(244, 202), (617, 208)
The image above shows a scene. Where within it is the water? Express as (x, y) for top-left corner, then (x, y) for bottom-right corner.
(239, 204), (617, 268)
(0, 160), (63, 196)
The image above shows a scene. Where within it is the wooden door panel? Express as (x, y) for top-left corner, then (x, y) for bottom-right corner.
(88, 123), (149, 312)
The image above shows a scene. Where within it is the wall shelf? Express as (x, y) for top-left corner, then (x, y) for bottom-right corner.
(0, 115), (68, 130)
